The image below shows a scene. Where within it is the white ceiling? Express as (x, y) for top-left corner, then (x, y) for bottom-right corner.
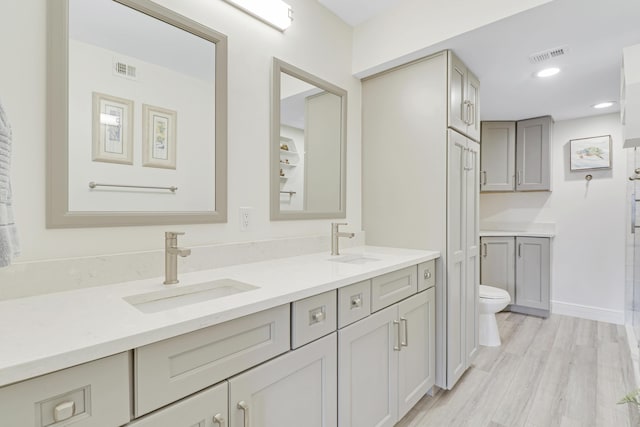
(320, 0), (640, 121)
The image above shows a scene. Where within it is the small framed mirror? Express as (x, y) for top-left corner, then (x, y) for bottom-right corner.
(47, 0), (227, 227)
(271, 58), (347, 220)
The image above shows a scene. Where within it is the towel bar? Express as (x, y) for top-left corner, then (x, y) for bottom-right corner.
(88, 182), (178, 193)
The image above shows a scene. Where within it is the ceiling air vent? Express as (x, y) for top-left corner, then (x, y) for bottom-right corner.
(529, 45), (569, 64)
(113, 60), (137, 80)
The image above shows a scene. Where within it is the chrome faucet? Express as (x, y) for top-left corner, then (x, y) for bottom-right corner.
(331, 222), (354, 256)
(163, 232), (191, 285)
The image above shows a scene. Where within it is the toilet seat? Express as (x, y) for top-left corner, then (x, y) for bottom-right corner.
(479, 285), (509, 300)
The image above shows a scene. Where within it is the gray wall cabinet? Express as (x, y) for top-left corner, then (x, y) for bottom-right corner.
(480, 116), (552, 192)
(480, 236), (551, 316)
(480, 121), (516, 191)
(448, 52), (481, 142)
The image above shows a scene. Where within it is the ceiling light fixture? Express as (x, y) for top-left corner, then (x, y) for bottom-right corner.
(223, 0), (293, 31)
(592, 101), (615, 109)
(536, 67), (560, 78)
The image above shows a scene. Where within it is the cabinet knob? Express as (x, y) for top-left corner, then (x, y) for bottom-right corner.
(423, 270), (431, 280)
(351, 296), (362, 308)
(311, 310), (325, 323)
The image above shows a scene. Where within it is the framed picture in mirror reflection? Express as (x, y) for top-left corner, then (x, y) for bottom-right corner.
(92, 92), (134, 164)
(142, 104), (177, 169)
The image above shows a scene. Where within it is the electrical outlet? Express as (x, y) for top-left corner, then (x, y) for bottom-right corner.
(239, 207), (252, 231)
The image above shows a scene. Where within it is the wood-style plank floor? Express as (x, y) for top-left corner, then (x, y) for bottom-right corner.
(397, 312), (640, 427)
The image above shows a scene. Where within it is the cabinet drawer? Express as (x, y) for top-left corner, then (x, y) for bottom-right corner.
(134, 304), (290, 416)
(417, 260), (436, 292)
(129, 381), (228, 427)
(338, 280), (371, 328)
(371, 266), (418, 312)
(0, 352), (130, 427)
(292, 290), (337, 349)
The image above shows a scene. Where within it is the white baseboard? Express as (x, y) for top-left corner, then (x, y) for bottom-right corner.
(551, 300), (625, 325)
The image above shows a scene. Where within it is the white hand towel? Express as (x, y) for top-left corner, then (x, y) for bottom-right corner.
(0, 98), (19, 268)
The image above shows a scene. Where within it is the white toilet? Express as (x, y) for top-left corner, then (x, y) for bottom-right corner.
(479, 285), (511, 347)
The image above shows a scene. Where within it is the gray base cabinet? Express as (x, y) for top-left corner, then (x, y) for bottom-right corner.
(480, 236), (515, 298)
(338, 289), (435, 427)
(515, 237), (551, 311)
(480, 236), (550, 315)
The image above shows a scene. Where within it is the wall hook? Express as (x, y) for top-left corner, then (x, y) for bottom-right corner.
(585, 174), (593, 181)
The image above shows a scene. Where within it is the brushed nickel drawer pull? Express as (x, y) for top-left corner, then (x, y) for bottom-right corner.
(393, 320), (401, 351)
(213, 413), (226, 427)
(401, 317), (408, 347)
(238, 401), (249, 427)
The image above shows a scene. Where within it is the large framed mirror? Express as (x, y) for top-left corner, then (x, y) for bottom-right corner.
(271, 58), (347, 220)
(47, 0), (227, 227)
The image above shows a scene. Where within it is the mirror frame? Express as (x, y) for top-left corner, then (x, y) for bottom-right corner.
(47, 0), (228, 227)
(270, 58), (347, 220)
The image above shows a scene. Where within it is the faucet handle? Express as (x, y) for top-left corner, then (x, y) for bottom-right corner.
(331, 222), (348, 232)
(165, 231), (185, 238)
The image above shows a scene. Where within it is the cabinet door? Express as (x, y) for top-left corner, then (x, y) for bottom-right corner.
(448, 52), (468, 135)
(397, 290), (435, 419)
(480, 237), (516, 299)
(229, 333), (337, 427)
(465, 141), (480, 363)
(480, 122), (516, 192)
(515, 237), (550, 310)
(446, 130), (467, 389)
(129, 381), (228, 427)
(338, 305), (398, 427)
(516, 117), (552, 191)
(466, 70), (481, 142)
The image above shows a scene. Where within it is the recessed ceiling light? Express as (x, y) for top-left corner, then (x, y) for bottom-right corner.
(592, 101), (614, 109)
(536, 67), (560, 78)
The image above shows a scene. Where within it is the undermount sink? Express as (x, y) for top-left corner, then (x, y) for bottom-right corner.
(329, 254), (380, 264)
(124, 279), (259, 313)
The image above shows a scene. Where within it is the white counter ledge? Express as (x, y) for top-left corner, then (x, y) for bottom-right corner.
(479, 230), (555, 238)
(0, 245), (439, 387)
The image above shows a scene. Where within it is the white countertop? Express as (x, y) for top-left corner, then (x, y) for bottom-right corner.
(0, 245), (439, 387)
(479, 230), (555, 238)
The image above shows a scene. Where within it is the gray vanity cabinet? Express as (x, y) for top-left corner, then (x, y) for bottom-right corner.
(338, 289), (435, 427)
(480, 236), (550, 316)
(480, 116), (552, 192)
